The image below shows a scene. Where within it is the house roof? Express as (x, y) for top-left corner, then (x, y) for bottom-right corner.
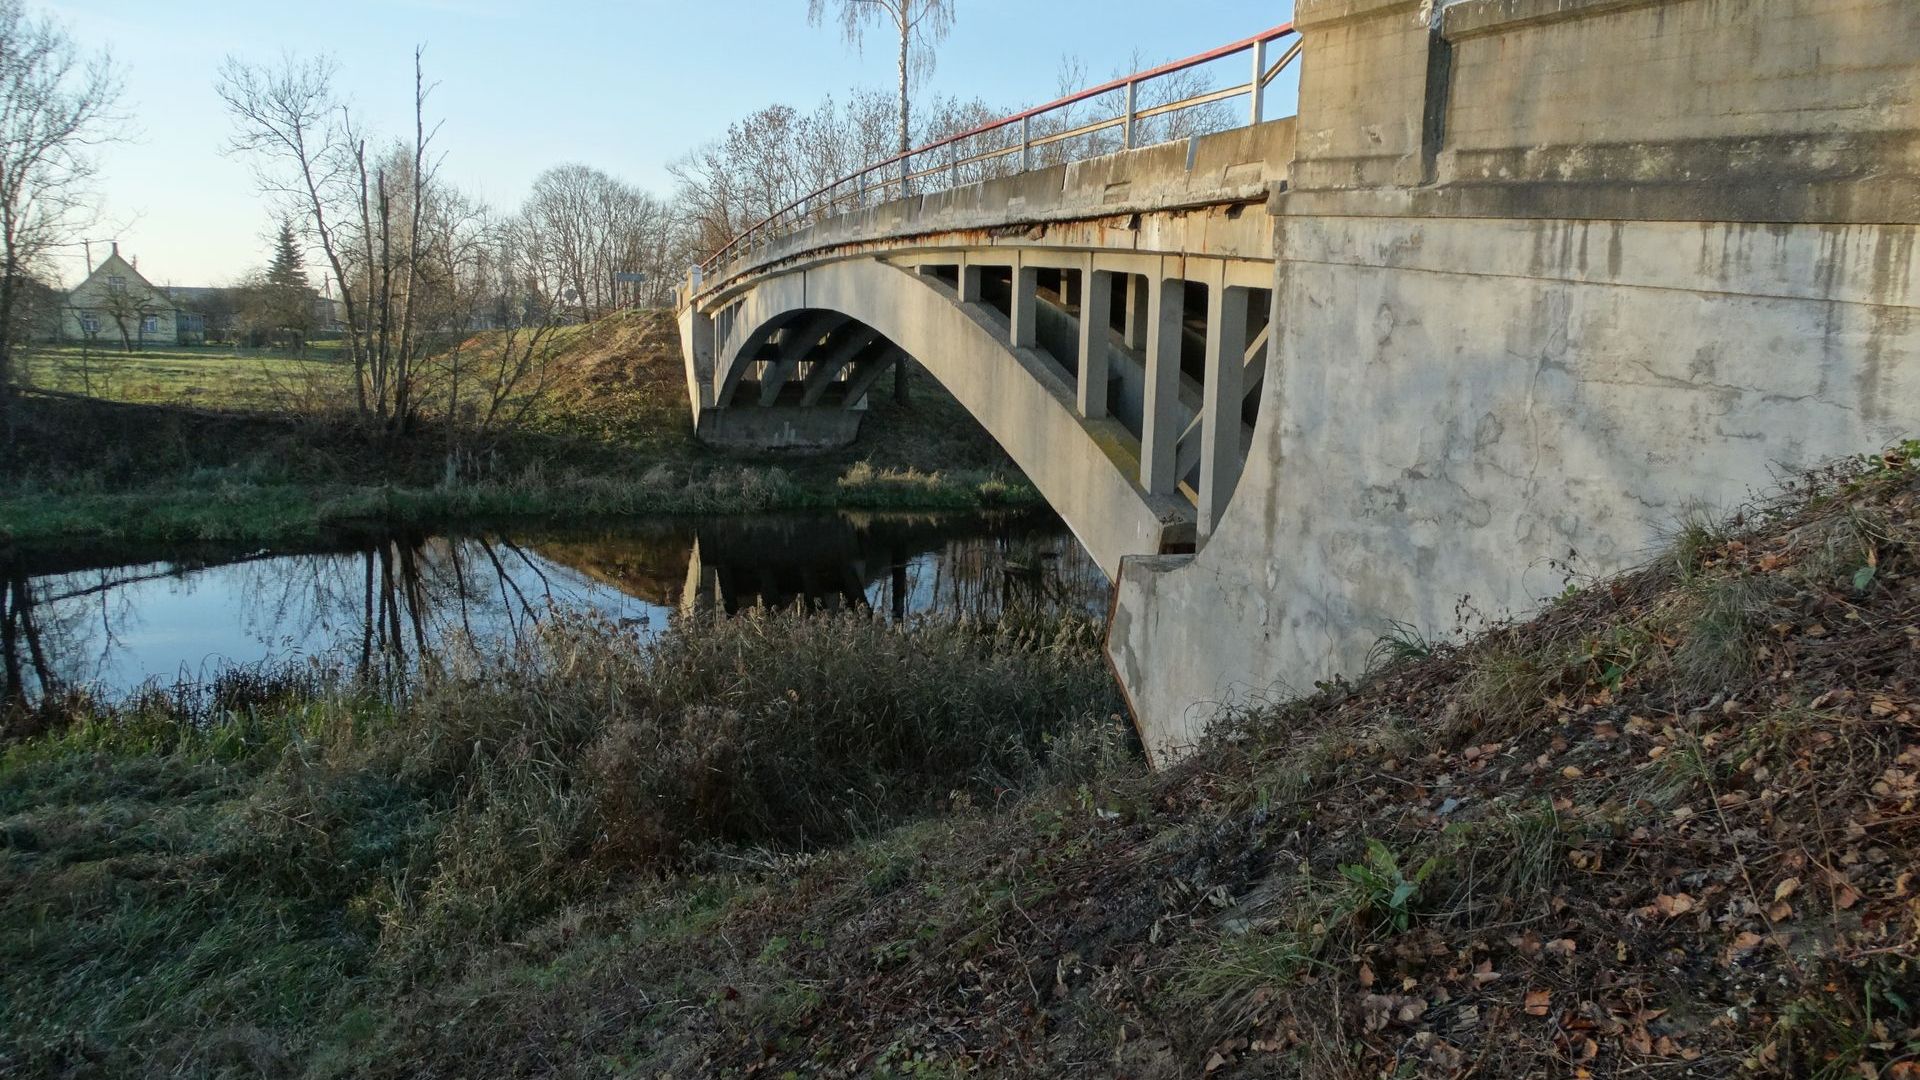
(68, 248), (342, 319)
(70, 245), (172, 307)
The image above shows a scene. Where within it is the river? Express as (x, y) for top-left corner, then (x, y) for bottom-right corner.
(0, 509), (1105, 705)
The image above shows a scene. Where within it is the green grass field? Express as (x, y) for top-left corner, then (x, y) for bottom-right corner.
(19, 343), (349, 411)
(2, 316), (1040, 546)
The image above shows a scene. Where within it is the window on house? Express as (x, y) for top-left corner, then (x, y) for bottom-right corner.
(107, 275), (126, 293)
(141, 315), (160, 334)
(81, 314), (99, 333)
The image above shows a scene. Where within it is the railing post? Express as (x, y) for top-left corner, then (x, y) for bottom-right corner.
(855, 169), (866, 208)
(1123, 79), (1138, 150)
(1021, 114), (1032, 172)
(1250, 37), (1267, 125)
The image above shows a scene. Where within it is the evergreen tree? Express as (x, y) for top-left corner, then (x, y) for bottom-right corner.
(256, 221), (314, 350)
(266, 221), (306, 291)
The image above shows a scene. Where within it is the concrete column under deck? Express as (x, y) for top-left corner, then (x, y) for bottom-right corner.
(1010, 260), (1040, 350)
(1198, 276), (1250, 538)
(1078, 262), (1114, 419)
(1139, 270), (1185, 496)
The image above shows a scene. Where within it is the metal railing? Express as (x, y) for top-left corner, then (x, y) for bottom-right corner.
(695, 22), (1300, 285)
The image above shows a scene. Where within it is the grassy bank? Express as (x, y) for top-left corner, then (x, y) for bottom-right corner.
(1, 608), (1126, 1077)
(6, 449), (1920, 1077)
(1, 312), (1040, 546)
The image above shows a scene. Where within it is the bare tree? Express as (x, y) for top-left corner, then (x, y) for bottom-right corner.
(217, 54), (368, 409)
(222, 47), (463, 436)
(0, 0), (120, 453)
(518, 164), (671, 319)
(806, 0), (953, 197)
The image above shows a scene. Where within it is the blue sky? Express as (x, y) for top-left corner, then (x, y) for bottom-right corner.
(42, 0), (1295, 287)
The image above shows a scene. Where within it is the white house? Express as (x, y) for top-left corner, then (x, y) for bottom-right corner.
(62, 245), (195, 347)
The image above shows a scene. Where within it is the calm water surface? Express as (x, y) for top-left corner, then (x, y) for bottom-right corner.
(0, 510), (1104, 704)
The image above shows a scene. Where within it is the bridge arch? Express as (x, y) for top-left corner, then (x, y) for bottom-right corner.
(698, 256), (1202, 578)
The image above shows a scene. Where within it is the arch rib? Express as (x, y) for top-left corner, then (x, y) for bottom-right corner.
(705, 258), (1191, 578)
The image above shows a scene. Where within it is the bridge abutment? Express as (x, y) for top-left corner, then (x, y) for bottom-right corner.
(694, 405), (867, 452)
(1110, 0), (1920, 762)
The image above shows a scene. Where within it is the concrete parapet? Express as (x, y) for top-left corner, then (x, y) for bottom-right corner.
(698, 120), (1296, 301)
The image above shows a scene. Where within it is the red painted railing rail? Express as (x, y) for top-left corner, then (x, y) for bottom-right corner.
(692, 21), (1300, 291)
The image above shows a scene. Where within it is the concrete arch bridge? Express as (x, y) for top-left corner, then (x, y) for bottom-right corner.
(682, 119), (1291, 578)
(682, 0), (1920, 762)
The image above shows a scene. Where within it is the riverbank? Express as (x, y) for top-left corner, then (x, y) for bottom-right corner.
(0, 312), (1040, 547)
(1, 450), (1034, 548)
(5, 449), (1917, 1077)
(1, 607), (1131, 1076)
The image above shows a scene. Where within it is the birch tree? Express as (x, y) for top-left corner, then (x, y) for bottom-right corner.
(806, 0), (953, 198)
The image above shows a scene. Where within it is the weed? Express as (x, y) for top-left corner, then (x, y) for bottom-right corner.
(1447, 638), (1566, 737)
(1665, 503), (1733, 579)
(0, 605), (1126, 1075)
(1176, 924), (1327, 1035)
(1338, 838), (1441, 933)
(1769, 964), (1920, 1079)
(1367, 619), (1437, 671)
(1577, 620), (1661, 692)
(1442, 800), (1573, 918)
(1672, 573), (1780, 694)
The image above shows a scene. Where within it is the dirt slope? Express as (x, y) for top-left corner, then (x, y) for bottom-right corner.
(344, 449), (1920, 1078)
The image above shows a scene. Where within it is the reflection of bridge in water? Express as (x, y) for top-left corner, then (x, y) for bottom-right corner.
(535, 512), (1092, 621)
(0, 511), (1103, 707)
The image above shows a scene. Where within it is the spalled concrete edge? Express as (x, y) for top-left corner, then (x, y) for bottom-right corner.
(695, 120), (1297, 306)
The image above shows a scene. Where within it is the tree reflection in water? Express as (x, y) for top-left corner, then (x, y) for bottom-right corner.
(0, 510), (1104, 706)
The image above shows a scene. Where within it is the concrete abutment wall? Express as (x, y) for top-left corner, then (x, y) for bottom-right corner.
(1110, 0), (1920, 761)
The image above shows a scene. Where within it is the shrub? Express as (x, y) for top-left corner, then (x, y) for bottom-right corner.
(220, 606), (1130, 951)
